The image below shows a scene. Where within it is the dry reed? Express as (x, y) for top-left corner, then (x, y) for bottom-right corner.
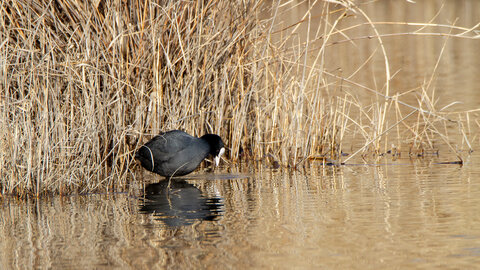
(0, 0), (477, 197)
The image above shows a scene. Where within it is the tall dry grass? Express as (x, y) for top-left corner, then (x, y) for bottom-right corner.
(0, 0), (477, 196)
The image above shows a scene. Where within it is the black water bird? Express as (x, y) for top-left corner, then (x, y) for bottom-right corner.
(135, 130), (225, 177)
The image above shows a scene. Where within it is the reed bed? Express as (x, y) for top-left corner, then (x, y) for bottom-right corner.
(0, 0), (477, 197)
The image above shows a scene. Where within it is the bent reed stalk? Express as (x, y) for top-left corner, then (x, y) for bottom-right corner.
(0, 0), (475, 197)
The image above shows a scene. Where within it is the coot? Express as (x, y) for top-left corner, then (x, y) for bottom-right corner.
(135, 130), (225, 177)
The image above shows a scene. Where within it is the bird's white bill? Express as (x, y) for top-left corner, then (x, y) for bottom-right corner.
(215, 147), (225, 166)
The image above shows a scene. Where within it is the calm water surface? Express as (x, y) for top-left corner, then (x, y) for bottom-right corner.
(273, 0), (480, 110)
(2, 153), (480, 269)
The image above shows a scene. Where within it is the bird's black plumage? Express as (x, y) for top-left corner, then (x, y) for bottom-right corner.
(135, 130), (225, 177)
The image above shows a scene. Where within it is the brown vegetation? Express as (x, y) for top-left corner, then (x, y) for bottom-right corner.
(1, 0), (477, 196)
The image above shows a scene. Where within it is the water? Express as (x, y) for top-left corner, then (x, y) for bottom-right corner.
(272, 0), (480, 110)
(2, 155), (480, 269)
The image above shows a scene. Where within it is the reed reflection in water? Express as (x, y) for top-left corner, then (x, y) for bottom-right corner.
(1, 160), (480, 269)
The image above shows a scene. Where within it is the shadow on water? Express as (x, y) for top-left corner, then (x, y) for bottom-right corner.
(139, 179), (224, 227)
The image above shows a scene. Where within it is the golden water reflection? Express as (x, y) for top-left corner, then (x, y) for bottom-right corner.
(269, 0), (480, 110)
(2, 156), (480, 269)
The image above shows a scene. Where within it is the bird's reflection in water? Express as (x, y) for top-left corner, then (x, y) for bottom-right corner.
(139, 180), (224, 227)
